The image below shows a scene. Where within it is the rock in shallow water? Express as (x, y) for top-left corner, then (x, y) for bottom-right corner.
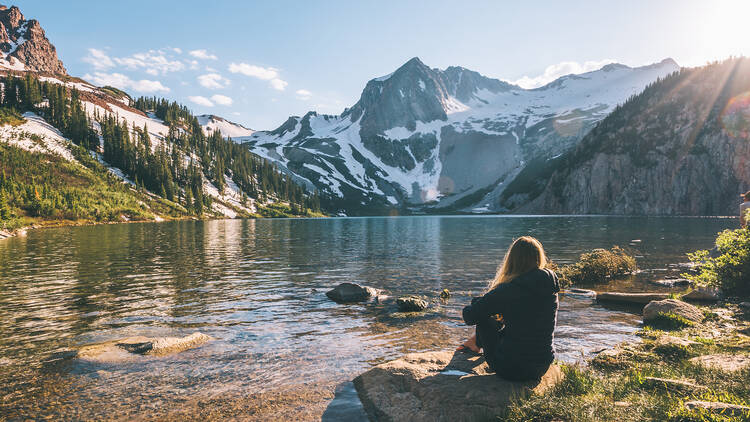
(396, 296), (428, 312)
(643, 299), (704, 323)
(596, 292), (670, 305)
(353, 351), (562, 422)
(326, 283), (378, 303)
(76, 332), (212, 363)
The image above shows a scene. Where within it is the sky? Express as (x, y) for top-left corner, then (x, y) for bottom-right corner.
(12, 0), (750, 130)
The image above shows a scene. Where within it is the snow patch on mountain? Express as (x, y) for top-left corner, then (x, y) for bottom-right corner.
(0, 112), (75, 161)
(197, 114), (254, 139)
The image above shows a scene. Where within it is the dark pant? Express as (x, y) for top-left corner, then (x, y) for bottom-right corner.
(475, 315), (550, 382)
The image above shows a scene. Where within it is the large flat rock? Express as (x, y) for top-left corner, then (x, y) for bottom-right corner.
(353, 351), (563, 422)
(77, 332), (211, 363)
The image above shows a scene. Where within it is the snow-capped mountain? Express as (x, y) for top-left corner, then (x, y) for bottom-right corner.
(242, 57), (679, 214)
(0, 5), (65, 74)
(197, 114), (255, 138)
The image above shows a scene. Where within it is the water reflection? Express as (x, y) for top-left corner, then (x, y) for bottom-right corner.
(0, 216), (733, 419)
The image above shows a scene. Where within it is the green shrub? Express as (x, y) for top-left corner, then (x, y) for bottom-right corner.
(686, 227), (750, 299)
(558, 246), (638, 286)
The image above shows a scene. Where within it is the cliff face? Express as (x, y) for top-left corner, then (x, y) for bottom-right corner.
(0, 5), (66, 74)
(519, 58), (750, 215)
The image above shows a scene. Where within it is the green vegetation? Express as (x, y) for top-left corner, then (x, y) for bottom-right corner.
(556, 246), (637, 286)
(502, 304), (750, 422)
(0, 107), (24, 126)
(0, 73), (325, 231)
(646, 312), (697, 331)
(686, 227), (750, 299)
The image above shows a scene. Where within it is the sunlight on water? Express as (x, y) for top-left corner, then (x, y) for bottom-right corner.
(0, 216), (733, 419)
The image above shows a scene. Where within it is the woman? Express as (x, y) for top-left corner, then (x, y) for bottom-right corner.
(459, 236), (559, 381)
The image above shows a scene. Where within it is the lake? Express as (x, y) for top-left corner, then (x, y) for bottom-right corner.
(0, 216), (734, 420)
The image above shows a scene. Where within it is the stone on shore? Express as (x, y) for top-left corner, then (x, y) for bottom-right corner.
(596, 292), (670, 305)
(326, 283), (378, 303)
(396, 296), (428, 312)
(682, 287), (721, 302)
(688, 354), (750, 372)
(353, 351), (563, 422)
(685, 400), (750, 417)
(643, 299), (704, 323)
(77, 332), (211, 363)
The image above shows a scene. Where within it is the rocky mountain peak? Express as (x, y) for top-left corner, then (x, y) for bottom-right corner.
(0, 4), (66, 74)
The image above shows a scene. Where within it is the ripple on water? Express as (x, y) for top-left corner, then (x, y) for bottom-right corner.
(0, 216), (731, 420)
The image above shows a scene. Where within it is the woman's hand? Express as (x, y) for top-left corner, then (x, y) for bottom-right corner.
(457, 334), (481, 353)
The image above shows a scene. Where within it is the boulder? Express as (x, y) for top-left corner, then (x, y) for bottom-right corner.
(353, 351), (563, 422)
(685, 401), (750, 417)
(396, 296), (428, 312)
(688, 354), (750, 372)
(738, 301), (750, 311)
(77, 332), (211, 363)
(326, 283), (378, 303)
(642, 377), (707, 393)
(560, 288), (597, 299)
(682, 287), (721, 302)
(643, 299), (704, 323)
(596, 292), (670, 305)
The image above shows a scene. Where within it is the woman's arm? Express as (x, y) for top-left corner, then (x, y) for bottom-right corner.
(462, 283), (512, 325)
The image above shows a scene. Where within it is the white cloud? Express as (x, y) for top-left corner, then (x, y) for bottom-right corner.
(189, 49), (218, 60)
(269, 78), (288, 91)
(295, 89), (312, 100)
(197, 73), (230, 89)
(228, 62), (289, 91)
(210, 94), (233, 106)
(82, 48), (114, 70)
(188, 95), (214, 107)
(83, 72), (170, 93)
(172, 47), (183, 54)
(509, 59), (616, 89)
(112, 49), (185, 75)
(228, 63), (279, 79)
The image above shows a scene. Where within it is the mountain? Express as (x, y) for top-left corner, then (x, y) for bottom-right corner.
(0, 5), (322, 229)
(197, 114), (255, 138)
(242, 57), (679, 214)
(0, 5), (65, 74)
(516, 57), (750, 215)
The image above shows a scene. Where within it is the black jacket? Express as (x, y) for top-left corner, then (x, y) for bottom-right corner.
(462, 268), (559, 367)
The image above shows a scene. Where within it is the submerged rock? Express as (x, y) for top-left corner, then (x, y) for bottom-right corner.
(560, 288), (596, 299)
(596, 292), (670, 305)
(685, 400), (750, 417)
(396, 296), (428, 312)
(326, 283), (378, 303)
(77, 332), (211, 363)
(439, 289), (451, 300)
(353, 351), (563, 422)
(689, 354), (750, 372)
(643, 299), (704, 323)
(682, 287), (721, 302)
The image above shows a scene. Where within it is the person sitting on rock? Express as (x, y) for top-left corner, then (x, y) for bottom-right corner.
(458, 236), (559, 381)
(741, 191), (750, 228)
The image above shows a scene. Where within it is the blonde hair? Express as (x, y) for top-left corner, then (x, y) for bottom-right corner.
(488, 236), (547, 291)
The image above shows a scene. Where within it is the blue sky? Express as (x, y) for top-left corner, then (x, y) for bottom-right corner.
(13, 0), (750, 130)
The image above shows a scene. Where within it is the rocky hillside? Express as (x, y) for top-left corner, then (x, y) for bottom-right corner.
(243, 57), (678, 214)
(0, 5), (65, 74)
(518, 57), (750, 215)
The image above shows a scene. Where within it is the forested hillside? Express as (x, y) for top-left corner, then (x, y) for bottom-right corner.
(0, 74), (323, 230)
(514, 57), (750, 215)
